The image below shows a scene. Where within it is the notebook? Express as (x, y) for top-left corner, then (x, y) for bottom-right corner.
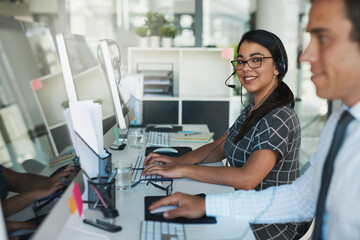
(170, 132), (214, 143)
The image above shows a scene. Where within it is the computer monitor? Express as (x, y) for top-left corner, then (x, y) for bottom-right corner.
(32, 171), (85, 239)
(56, 33), (126, 146)
(99, 40), (129, 133)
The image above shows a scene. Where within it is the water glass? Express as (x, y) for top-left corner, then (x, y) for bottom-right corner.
(116, 166), (132, 190)
(127, 128), (146, 148)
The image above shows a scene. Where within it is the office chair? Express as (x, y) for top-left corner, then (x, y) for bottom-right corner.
(299, 218), (315, 240)
(22, 159), (46, 174)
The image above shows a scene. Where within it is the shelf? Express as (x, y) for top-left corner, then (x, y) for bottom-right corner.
(128, 47), (234, 133)
(143, 96), (179, 101)
(48, 121), (66, 130)
(137, 62), (174, 98)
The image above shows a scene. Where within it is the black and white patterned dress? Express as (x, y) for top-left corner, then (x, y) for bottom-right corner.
(224, 104), (308, 240)
(0, 165), (9, 201)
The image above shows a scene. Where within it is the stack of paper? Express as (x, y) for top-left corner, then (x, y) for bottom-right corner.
(64, 100), (107, 178)
(170, 132), (214, 143)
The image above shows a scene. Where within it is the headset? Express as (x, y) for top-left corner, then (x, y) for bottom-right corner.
(225, 31), (287, 88)
(269, 32), (287, 79)
(97, 39), (122, 83)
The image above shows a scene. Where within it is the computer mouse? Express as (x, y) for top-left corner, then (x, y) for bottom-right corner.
(153, 147), (178, 154)
(150, 205), (178, 215)
(154, 125), (173, 129)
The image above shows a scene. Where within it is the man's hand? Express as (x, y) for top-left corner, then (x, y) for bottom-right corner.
(149, 192), (206, 219)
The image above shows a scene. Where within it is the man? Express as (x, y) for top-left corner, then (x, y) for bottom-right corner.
(149, 0), (360, 239)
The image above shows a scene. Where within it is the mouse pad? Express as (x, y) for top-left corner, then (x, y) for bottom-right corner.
(145, 147), (192, 157)
(144, 195), (216, 224)
(145, 126), (183, 133)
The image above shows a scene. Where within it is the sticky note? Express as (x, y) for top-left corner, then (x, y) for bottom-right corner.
(221, 48), (232, 60)
(68, 196), (76, 215)
(31, 78), (43, 91)
(72, 182), (83, 217)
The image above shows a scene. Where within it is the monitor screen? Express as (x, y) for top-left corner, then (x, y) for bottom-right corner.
(99, 39), (129, 132)
(32, 171), (85, 239)
(56, 33), (123, 138)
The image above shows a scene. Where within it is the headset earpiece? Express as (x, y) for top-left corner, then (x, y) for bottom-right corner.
(269, 33), (287, 79)
(113, 57), (120, 70)
(276, 58), (286, 77)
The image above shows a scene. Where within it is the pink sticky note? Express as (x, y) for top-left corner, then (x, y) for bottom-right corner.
(221, 48), (232, 60)
(31, 78), (43, 91)
(72, 182), (83, 217)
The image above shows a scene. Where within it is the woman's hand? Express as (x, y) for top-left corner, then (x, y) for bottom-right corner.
(144, 153), (180, 166)
(6, 221), (37, 233)
(142, 164), (187, 179)
(50, 165), (76, 183)
(33, 180), (64, 200)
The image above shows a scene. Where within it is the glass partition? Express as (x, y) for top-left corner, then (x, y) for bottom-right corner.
(0, 16), (62, 172)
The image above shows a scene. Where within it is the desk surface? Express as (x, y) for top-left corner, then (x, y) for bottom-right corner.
(37, 125), (255, 240)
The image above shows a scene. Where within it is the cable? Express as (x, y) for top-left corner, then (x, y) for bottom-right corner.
(195, 80), (276, 166)
(194, 134), (227, 165)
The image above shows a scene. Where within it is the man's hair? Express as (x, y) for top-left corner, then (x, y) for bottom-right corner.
(344, 0), (360, 46)
(312, 0), (360, 46)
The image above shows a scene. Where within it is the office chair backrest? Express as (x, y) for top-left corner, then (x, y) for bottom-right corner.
(299, 218), (315, 240)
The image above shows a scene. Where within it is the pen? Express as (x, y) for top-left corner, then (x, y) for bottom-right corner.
(81, 166), (109, 208)
(94, 168), (117, 208)
(184, 132), (201, 136)
(131, 112), (137, 127)
(114, 126), (120, 145)
(106, 168), (117, 183)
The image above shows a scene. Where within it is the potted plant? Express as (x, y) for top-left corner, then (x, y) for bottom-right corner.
(144, 12), (168, 48)
(134, 26), (148, 47)
(160, 25), (178, 48)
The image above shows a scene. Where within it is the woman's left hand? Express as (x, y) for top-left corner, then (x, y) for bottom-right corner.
(142, 163), (187, 179)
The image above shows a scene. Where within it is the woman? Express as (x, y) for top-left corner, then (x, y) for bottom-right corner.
(0, 164), (75, 217)
(143, 29), (307, 239)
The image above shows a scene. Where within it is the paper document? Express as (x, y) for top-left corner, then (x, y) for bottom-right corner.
(64, 100), (106, 178)
(170, 132), (214, 142)
(69, 101), (105, 156)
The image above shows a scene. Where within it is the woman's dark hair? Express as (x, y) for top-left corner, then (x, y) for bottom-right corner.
(234, 29), (295, 143)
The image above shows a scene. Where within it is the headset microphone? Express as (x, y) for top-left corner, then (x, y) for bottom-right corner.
(224, 71), (236, 88)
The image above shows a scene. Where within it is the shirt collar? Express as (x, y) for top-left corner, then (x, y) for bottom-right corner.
(344, 101), (360, 121)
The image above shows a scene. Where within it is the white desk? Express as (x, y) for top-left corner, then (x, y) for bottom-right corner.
(36, 125), (255, 240)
